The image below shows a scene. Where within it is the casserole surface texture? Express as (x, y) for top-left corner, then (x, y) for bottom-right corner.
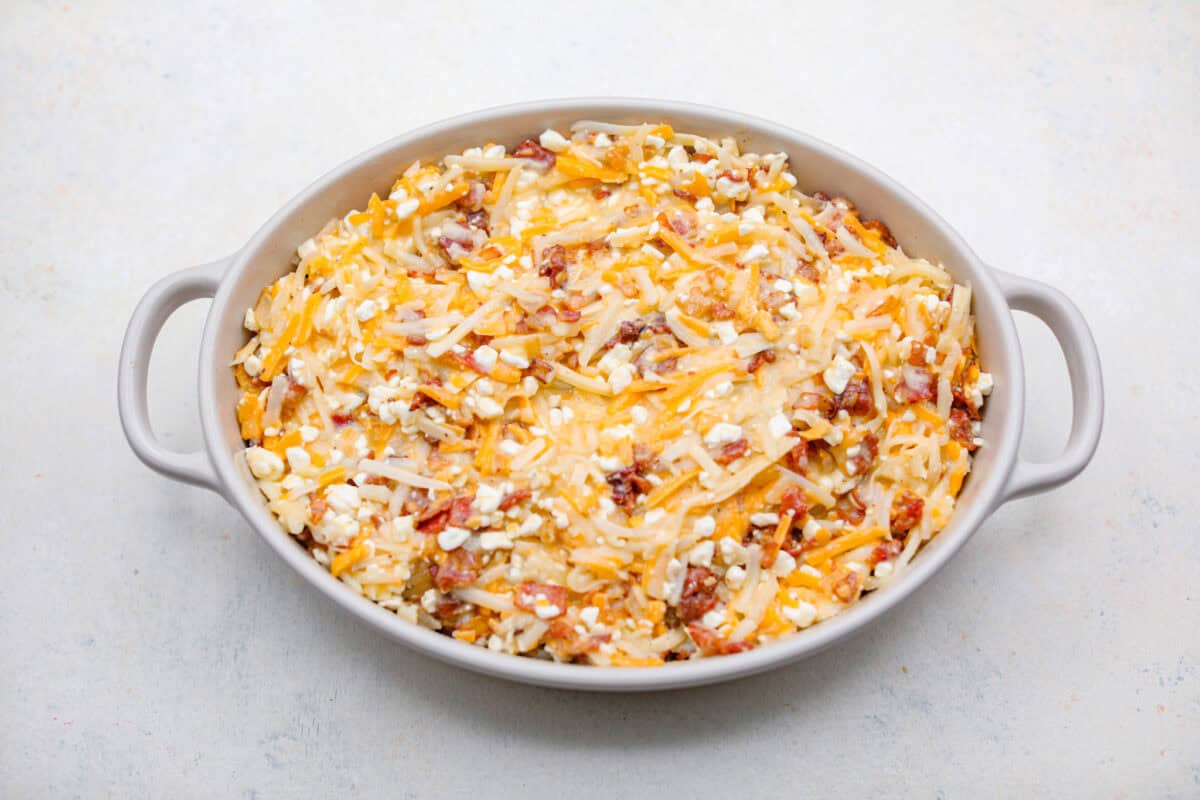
(231, 121), (992, 665)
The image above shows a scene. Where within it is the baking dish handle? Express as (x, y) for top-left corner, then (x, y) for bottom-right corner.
(118, 259), (229, 494)
(994, 269), (1103, 502)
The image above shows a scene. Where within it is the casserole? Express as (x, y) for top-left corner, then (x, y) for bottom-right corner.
(118, 98), (1103, 690)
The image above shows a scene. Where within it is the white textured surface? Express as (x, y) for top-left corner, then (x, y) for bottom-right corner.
(2, 1), (1197, 796)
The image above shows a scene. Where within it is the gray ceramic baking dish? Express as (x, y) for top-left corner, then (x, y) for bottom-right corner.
(118, 98), (1103, 691)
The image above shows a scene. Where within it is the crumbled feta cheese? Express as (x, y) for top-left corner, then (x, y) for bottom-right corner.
(744, 243), (770, 261)
(479, 531), (513, 550)
(644, 509), (666, 526)
(874, 561), (894, 579)
(466, 271), (497, 293)
(724, 564), (747, 589)
(355, 299), (378, 322)
(499, 349), (530, 369)
(393, 198), (419, 220)
(534, 603), (562, 620)
(713, 321), (738, 345)
(245, 447), (284, 480)
(771, 551), (797, 576)
(802, 519), (822, 540)
(693, 515), (716, 537)
(284, 446), (311, 472)
(782, 600), (817, 627)
(325, 484), (361, 516)
(705, 380), (734, 399)
(242, 353), (263, 377)
(538, 129), (570, 152)
(687, 539), (716, 567)
(664, 558), (686, 604)
(474, 396), (504, 419)
(498, 439), (522, 456)
(823, 354), (857, 394)
(630, 405), (649, 425)
(420, 588), (442, 614)
(767, 412), (793, 439)
(579, 606), (600, 627)
(436, 526), (470, 551)
(517, 514), (544, 537)
(608, 363), (636, 394)
(299, 425), (319, 443)
(472, 345), (498, 373)
(750, 512), (780, 527)
(704, 422), (743, 446)
(596, 455), (623, 472)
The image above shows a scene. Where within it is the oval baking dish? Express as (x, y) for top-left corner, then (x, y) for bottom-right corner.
(118, 98), (1102, 691)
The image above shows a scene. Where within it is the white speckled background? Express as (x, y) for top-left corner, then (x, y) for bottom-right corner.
(2, 1), (1197, 796)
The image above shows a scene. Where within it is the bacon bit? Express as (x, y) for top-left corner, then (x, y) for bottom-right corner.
(528, 358), (555, 383)
(458, 181), (487, 211)
(497, 487), (531, 511)
(331, 413), (353, 427)
(631, 443), (658, 472)
(709, 301), (735, 320)
(592, 187), (612, 200)
(515, 581), (568, 616)
(546, 620), (611, 660)
(747, 348), (776, 374)
(677, 566), (720, 623)
(281, 381), (308, 418)
(606, 466), (653, 512)
(862, 217), (897, 248)
(464, 209), (490, 233)
(673, 188), (697, 202)
(794, 391), (836, 420)
(895, 365), (937, 404)
(539, 244), (569, 287)
(662, 210), (697, 237)
(949, 408), (979, 452)
(712, 437), (749, 465)
(605, 318), (646, 348)
(415, 493), (474, 535)
(834, 376), (874, 417)
(780, 485), (808, 521)
(556, 307), (581, 323)
(431, 548), (477, 592)
(833, 494), (867, 525)
(309, 496), (328, 523)
(816, 226), (845, 258)
(890, 491), (924, 535)
(869, 538), (903, 565)
(833, 570), (862, 602)
(513, 138), (556, 169)
(783, 440), (809, 474)
(686, 624), (753, 656)
(794, 261), (820, 284)
(845, 433), (879, 477)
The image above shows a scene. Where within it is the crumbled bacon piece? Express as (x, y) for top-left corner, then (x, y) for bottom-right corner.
(794, 391), (836, 420)
(833, 570), (862, 602)
(712, 438), (749, 465)
(556, 307), (581, 323)
(677, 567), (720, 623)
(686, 624), (753, 656)
(862, 217), (897, 248)
(528, 358), (555, 383)
(431, 548), (477, 592)
(605, 318), (646, 348)
(415, 494), (474, 535)
(464, 209), (490, 233)
(779, 485), (808, 522)
(513, 138), (556, 169)
(895, 365), (937, 404)
(497, 487), (531, 511)
(949, 408), (979, 452)
(783, 440), (808, 474)
(515, 581), (568, 616)
(709, 301), (735, 320)
(747, 349), (776, 374)
(835, 376), (874, 417)
(309, 496), (328, 523)
(538, 244), (569, 287)
(890, 491), (925, 535)
(845, 433), (879, 477)
(592, 187), (612, 200)
(457, 181), (487, 211)
(869, 538), (903, 565)
(331, 413), (353, 427)
(631, 443), (658, 473)
(605, 466), (653, 512)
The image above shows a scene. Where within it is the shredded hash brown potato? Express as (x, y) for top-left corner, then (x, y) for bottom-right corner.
(232, 122), (992, 664)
